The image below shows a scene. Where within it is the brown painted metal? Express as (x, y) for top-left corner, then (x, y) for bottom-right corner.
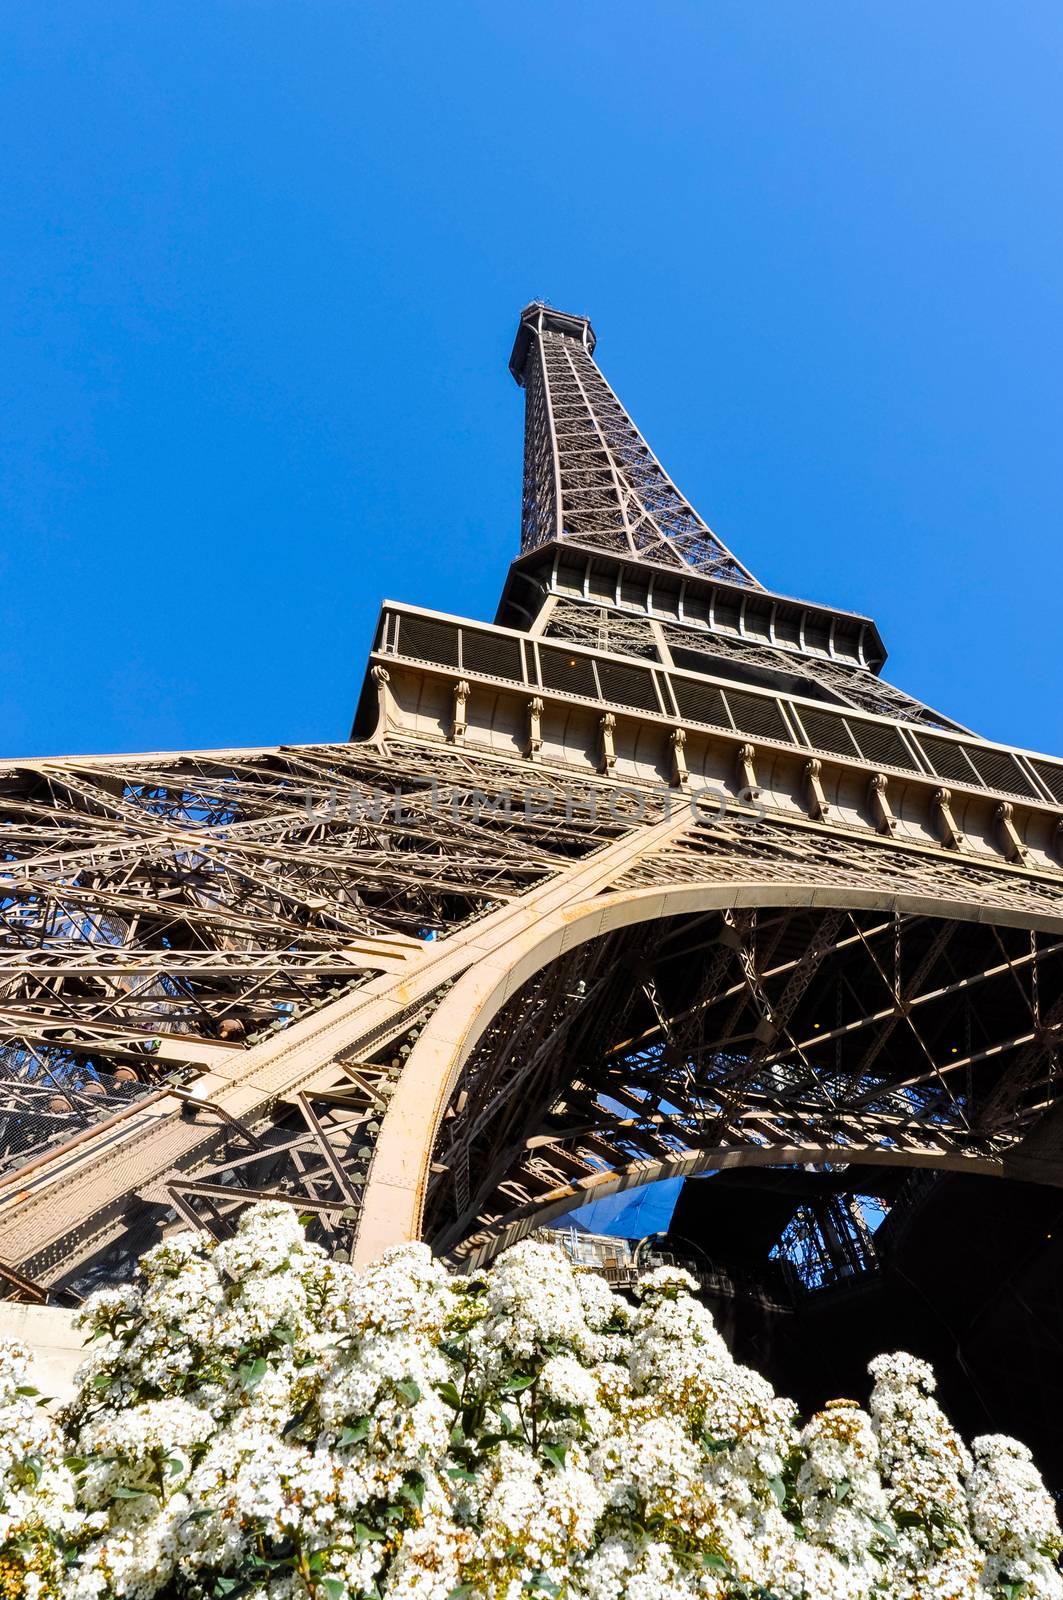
(0, 304), (1060, 1297)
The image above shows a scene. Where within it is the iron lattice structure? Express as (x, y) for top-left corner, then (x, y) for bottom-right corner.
(511, 304), (759, 583)
(1, 301), (1063, 1303)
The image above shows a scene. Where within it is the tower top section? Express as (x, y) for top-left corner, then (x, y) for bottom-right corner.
(510, 300), (760, 587)
(509, 303), (597, 382)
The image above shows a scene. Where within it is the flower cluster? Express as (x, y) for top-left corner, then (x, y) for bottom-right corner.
(1, 1203), (1059, 1599)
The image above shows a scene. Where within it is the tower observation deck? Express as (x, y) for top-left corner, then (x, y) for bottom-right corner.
(0, 304), (1061, 1476)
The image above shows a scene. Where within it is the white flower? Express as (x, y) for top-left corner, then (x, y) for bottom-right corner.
(869, 1350), (973, 1520)
(575, 1268), (630, 1332)
(471, 1450), (604, 1583)
(344, 1239), (452, 1337)
(540, 1351), (600, 1411)
(4, 1203), (1054, 1600)
(633, 1263), (700, 1299)
(967, 1433), (1063, 1598)
(212, 1199), (317, 1282)
(796, 1398), (888, 1565)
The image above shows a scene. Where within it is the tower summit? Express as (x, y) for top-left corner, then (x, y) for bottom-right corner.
(508, 301), (760, 584)
(1, 303), (1062, 1476)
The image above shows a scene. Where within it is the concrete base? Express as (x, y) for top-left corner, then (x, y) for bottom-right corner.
(0, 1303), (84, 1401)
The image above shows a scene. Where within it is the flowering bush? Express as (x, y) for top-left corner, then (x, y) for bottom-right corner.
(1, 1203), (1059, 1599)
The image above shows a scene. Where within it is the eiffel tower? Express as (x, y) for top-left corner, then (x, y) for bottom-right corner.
(2, 301), (1062, 1343)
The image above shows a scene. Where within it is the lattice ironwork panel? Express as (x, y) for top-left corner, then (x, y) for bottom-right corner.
(426, 897), (1063, 1259)
(544, 598), (660, 660)
(0, 742), (634, 1181)
(660, 619), (964, 731)
(518, 315), (759, 585)
(613, 812), (1063, 922)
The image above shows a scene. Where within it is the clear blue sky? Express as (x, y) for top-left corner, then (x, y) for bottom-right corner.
(2, 3), (1061, 761)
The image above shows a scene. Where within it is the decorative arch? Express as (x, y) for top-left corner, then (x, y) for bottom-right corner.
(354, 880), (1063, 1264)
(447, 1141), (1005, 1271)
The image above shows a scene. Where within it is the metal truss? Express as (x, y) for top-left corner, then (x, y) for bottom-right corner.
(162, 1059), (406, 1260)
(544, 598), (662, 660)
(542, 594), (966, 731)
(513, 304), (760, 584)
(2, 301), (1062, 1299)
(0, 742), (631, 1184)
(656, 621), (968, 732)
(428, 888), (1063, 1263)
(769, 1187), (880, 1292)
(611, 811), (1063, 931)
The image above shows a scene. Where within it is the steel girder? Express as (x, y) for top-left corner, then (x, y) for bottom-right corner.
(425, 896), (1063, 1263)
(3, 302), (1063, 1299)
(3, 745), (1063, 1293)
(513, 304), (759, 584)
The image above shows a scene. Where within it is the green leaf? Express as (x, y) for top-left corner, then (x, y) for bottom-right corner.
(436, 1380), (463, 1409)
(354, 1522), (382, 1544)
(112, 1483), (152, 1499)
(700, 1431), (736, 1455)
(769, 1476), (787, 1509)
(504, 1373), (537, 1393)
(446, 1464), (478, 1483)
(870, 1518), (897, 1545)
(272, 1323), (296, 1346)
(238, 1356), (268, 1392)
(13, 1454), (43, 1487)
(527, 1577), (560, 1597)
(395, 1378), (422, 1404)
(399, 1474), (425, 1510)
(702, 1552), (729, 1573)
(15, 1384), (40, 1397)
(282, 1405), (311, 1439)
(446, 1587), (477, 1600)
(165, 1456), (186, 1476)
(541, 1443), (566, 1471)
(63, 1455), (87, 1473)
(834, 1478), (852, 1502)
(338, 1417), (370, 1446)
(320, 1581), (347, 1600)
(462, 1401), (486, 1434)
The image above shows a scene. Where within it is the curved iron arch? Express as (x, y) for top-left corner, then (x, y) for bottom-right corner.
(354, 880), (1063, 1265)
